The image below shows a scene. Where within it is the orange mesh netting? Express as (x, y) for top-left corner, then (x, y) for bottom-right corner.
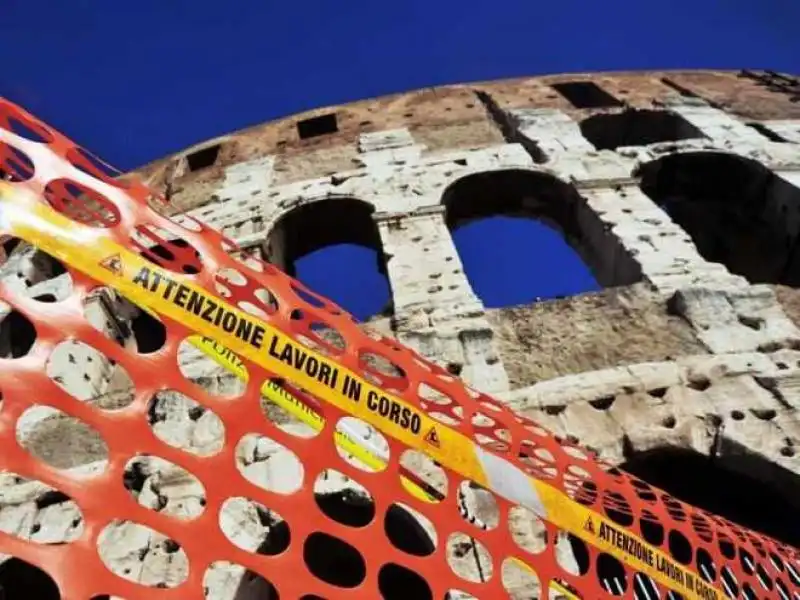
(0, 97), (797, 600)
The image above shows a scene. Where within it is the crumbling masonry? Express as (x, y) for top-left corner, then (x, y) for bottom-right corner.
(3, 69), (800, 597)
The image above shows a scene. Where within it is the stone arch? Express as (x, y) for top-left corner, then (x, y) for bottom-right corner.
(637, 151), (800, 286)
(621, 446), (800, 547)
(264, 196), (390, 320)
(579, 109), (705, 150)
(440, 169), (622, 308)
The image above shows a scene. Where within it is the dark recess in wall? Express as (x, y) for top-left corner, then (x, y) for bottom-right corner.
(297, 113), (339, 140)
(186, 144), (221, 172)
(551, 81), (623, 109)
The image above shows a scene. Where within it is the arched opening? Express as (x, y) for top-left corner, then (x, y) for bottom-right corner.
(265, 198), (390, 321)
(580, 109), (705, 150)
(442, 170), (601, 309)
(638, 152), (800, 286)
(621, 448), (800, 547)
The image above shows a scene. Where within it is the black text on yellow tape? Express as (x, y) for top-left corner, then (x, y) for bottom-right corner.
(584, 516), (720, 600)
(132, 266), (424, 436)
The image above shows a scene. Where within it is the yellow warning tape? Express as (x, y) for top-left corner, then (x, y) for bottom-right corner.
(185, 333), (437, 503)
(0, 183), (723, 600)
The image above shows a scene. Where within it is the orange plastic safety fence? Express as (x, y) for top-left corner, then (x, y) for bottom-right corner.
(0, 97), (797, 600)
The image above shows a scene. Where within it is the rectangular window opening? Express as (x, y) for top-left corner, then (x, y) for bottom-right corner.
(186, 144), (221, 172)
(297, 113), (339, 140)
(551, 81), (622, 109)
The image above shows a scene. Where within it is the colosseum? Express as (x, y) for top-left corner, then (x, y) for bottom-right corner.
(0, 68), (800, 599)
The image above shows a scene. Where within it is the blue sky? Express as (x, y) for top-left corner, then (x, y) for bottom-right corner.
(2, 0), (799, 320)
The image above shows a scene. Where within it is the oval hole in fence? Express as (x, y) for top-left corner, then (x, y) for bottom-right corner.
(668, 529), (693, 565)
(203, 561), (280, 600)
(0, 243), (72, 303)
(501, 558), (541, 600)
(378, 563), (432, 600)
(304, 532), (366, 588)
(446, 532), (493, 583)
(640, 511), (665, 546)
(219, 496), (291, 556)
(148, 390), (225, 457)
(97, 521), (188, 588)
(130, 306), (167, 354)
(384, 502), (437, 557)
(4, 113), (53, 143)
(17, 405), (108, 469)
(399, 449), (447, 502)
(131, 224), (203, 275)
(0, 557), (60, 600)
(123, 455), (206, 520)
(458, 480), (499, 530)
(0, 142), (34, 182)
(0, 308), (36, 359)
(259, 379), (321, 439)
(43, 178), (121, 228)
(632, 573), (659, 600)
(508, 505), (547, 555)
(314, 468), (375, 528)
(0, 471), (84, 544)
(47, 340), (135, 410)
(335, 416), (390, 473)
(596, 553), (627, 596)
(177, 337), (247, 398)
(558, 532), (590, 576)
(235, 433), (304, 495)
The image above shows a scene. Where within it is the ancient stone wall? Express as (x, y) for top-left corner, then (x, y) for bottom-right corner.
(3, 69), (800, 597)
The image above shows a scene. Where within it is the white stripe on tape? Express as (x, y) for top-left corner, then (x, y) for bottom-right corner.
(474, 445), (547, 518)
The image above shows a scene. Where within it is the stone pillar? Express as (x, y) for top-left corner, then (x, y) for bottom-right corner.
(578, 185), (741, 294)
(375, 205), (482, 321)
(507, 108), (596, 156)
(356, 128), (424, 168)
(374, 205), (509, 394)
(660, 99), (766, 146)
(580, 184), (800, 353)
(186, 157), (276, 250)
(263, 223), (288, 272)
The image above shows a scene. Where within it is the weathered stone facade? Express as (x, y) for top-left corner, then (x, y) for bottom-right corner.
(3, 69), (800, 598)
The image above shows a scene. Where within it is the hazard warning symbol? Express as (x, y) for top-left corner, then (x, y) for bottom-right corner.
(424, 426), (440, 448)
(99, 254), (122, 275)
(584, 517), (595, 535)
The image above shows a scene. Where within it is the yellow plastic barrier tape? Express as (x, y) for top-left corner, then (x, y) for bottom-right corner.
(534, 483), (722, 600)
(550, 579), (582, 600)
(187, 333), (437, 503)
(0, 183), (723, 600)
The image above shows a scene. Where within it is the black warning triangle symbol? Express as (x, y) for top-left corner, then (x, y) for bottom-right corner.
(424, 427), (441, 448)
(100, 254), (122, 276)
(583, 517), (595, 535)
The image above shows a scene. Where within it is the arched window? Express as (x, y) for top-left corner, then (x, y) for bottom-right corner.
(638, 152), (800, 286)
(621, 448), (800, 546)
(580, 109), (704, 150)
(441, 170), (600, 309)
(265, 198), (390, 321)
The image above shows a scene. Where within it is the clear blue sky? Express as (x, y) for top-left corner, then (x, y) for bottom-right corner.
(2, 0), (799, 320)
